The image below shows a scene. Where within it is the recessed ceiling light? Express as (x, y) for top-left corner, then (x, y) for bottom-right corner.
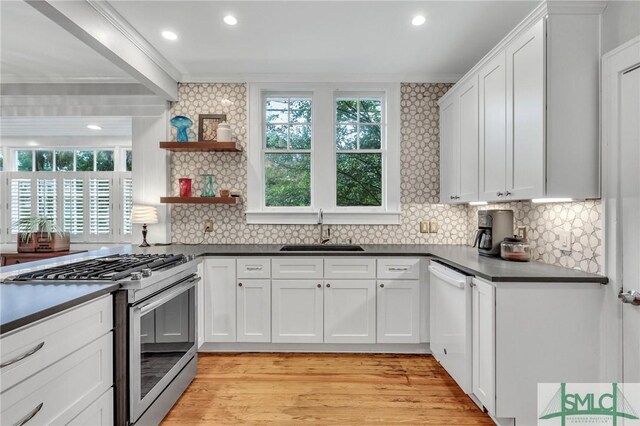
(224, 15), (238, 26)
(27, 140), (39, 147)
(412, 15), (426, 26)
(87, 124), (102, 130)
(161, 30), (178, 40)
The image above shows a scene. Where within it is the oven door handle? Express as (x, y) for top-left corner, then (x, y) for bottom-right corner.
(137, 275), (200, 315)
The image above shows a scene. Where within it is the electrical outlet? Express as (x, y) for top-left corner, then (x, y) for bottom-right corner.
(559, 230), (571, 252)
(429, 220), (439, 233)
(204, 219), (213, 233)
(420, 221), (430, 233)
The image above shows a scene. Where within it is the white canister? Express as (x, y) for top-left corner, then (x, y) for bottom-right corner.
(217, 122), (232, 141)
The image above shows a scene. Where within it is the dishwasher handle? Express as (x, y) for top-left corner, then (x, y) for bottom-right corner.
(428, 265), (467, 289)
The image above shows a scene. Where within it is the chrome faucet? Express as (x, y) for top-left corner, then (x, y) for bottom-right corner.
(317, 209), (331, 244)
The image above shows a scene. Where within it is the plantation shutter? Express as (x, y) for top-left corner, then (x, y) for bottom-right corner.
(122, 177), (133, 235)
(63, 178), (84, 234)
(89, 177), (111, 235)
(36, 178), (57, 224)
(10, 178), (33, 233)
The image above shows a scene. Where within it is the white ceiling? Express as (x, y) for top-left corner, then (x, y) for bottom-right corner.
(0, 1), (134, 84)
(0, 116), (132, 138)
(110, 0), (540, 82)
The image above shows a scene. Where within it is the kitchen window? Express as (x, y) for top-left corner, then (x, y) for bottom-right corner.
(247, 83), (400, 224)
(1, 147), (133, 243)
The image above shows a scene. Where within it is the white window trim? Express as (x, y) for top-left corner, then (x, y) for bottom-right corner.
(247, 82), (401, 225)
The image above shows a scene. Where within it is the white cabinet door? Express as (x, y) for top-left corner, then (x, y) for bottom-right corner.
(457, 75), (480, 203)
(479, 52), (507, 201)
(439, 93), (459, 203)
(506, 18), (545, 200)
(67, 388), (113, 426)
(272, 280), (323, 343)
(237, 279), (271, 343)
(472, 278), (495, 415)
(324, 280), (376, 344)
(155, 291), (190, 343)
(376, 280), (420, 344)
(203, 258), (236, 342)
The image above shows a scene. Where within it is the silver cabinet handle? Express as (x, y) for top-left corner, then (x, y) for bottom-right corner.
(245, 266), (263, 271)
(505, 191), (512, 197)
(450, 195), (455, 200)
(15, 402), (43, 426)
(388, 267), (409, 271)
(619, 289), (640, 305)
(1, 342), (44, 369)
(496, 192), (504, 197)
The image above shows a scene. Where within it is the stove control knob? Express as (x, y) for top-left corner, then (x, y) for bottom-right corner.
(131, 272), (142, 281)
(141, 268), (152, 278)
(186, 254), (196, 262)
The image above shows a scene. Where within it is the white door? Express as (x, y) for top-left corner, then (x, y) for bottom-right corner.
(155, 291), (190, 343)
(620, 66), (640, 384)
(472, 278), (495, 415)
(376, 280), (420, 344)
(506, 18), (545, 200)
(203, 258), (236, 342)
(479, 52), (507, 201)
(457, 75), (479, 203)
(237, 279), (271, 343)
(324, 280), (376, 344)
(272, 280), (323, 343)
(439, 93), (459, 203)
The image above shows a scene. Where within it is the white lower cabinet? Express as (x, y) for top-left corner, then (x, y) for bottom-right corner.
(272, 280), (324, 343)
(204, 258), (236, 342)
(237, 279), (271, 342)
(472, 278), (496, 415)
(67, 388), (113, 426)
(324, 280), (376, 344)
(376, 280), (420, 344)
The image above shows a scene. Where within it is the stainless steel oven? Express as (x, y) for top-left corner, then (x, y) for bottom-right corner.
(128, 272), (199, 424)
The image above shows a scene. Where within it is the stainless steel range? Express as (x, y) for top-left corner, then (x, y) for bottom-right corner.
(6, 253), (200, 425)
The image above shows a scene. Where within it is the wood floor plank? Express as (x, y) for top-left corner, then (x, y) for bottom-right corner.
(162, 353), (492, 425)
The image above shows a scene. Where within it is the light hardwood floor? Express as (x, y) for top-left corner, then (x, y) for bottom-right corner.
(162, 353), (493, 425)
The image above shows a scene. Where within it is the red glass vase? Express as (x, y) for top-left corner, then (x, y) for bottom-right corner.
(179, 178), (192, 197)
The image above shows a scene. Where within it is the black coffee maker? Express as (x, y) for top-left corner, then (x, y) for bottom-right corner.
(473, 210), (514, 257)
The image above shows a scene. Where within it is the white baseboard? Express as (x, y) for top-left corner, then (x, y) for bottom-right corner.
(199, 342), (431, 354)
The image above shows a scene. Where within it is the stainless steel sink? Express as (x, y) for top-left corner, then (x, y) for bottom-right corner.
(280, 244), (364, 252)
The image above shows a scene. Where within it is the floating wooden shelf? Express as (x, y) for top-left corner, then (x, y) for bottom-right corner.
(160, 196), (241, 205)
(159, 141), (242, 152)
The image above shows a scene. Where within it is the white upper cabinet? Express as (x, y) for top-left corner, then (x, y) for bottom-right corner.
(439, 3), (604, 203)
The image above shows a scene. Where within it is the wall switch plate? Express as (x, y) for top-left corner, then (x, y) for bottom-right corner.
(429, 220), (439, 233)
(204, 219), (213, 233)
(420, 221), (430, 233)
(559, 230), (571, 252)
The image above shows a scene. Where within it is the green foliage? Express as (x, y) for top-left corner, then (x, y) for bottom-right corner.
(337, 154), (382, 206)
(35, 151), (54, 171)
(76, 151), (94, 171)
(15, 216), (62, 242)
(17, 150), (33, 171)
(126, 150), (133, 171)
(96, 150), (114, 171)
(56, 151), (74, 171)
(265, 154), (311, 207)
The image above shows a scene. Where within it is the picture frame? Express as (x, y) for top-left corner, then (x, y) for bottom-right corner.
(197, 114), (227, 141)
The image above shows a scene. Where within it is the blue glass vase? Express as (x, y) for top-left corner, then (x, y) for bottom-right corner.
(170, 116), (193, 142)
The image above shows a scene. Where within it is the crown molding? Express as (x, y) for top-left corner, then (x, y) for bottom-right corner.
(87, 0), (183, 81)
(180, 72), (462, 84)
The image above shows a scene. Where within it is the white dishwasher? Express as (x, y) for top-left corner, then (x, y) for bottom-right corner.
(429, 260), (473, 394)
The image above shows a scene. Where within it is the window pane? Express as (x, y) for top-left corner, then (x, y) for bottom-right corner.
(266, 124), (288, 149)
(0, 152), (4, 171)
(359, 99), (381, 123)
(89, 178), (111, 235)
(16, 151), (33, 171)
(336, 153), (382, 207)
(265, 153), (310, 207)
(266, 98), (289, 123)
(35, 151), (54, 172)
(336, 125), (357, 150)
(359, 124), (381, 149)
(55, 151), (74, 171)
(96, 150), (114, 171)
(63, 178), (84, 234)
(76, 151), (94, 171)
(290, 125), (311, 149)
(126, 150), (133, 172)
(336, 99), (358, 123)
(290, 99), (311, 123)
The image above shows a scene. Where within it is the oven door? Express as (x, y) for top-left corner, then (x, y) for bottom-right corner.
(129, 273), (199, 422)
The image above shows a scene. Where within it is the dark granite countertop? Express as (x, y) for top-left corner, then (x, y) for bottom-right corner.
(0, 243), (607, 334)
(0, 282), (120, 334)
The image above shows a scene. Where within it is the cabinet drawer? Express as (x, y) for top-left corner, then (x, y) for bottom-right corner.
(324, 258), (376, 279)
(237, 258), (271, 279)
(272, 258), (323, 279)
(0, 295), (113, 392)
(0, 332), (113, 425)
(377, 258), (420, 280)
(67, 388), (113, 426)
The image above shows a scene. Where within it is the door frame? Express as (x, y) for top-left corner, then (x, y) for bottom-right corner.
(601, 35), (640, 382)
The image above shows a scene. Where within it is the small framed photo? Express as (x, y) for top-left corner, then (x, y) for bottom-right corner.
(197, 114), (227, 141)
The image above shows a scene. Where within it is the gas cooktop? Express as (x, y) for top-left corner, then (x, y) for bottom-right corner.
(6, 254), (188, 282)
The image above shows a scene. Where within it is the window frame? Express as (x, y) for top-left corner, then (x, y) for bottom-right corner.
(247, 83), (400, 225)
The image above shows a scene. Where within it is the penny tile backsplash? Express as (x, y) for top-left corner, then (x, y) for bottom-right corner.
(168, 83), (602, 273)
